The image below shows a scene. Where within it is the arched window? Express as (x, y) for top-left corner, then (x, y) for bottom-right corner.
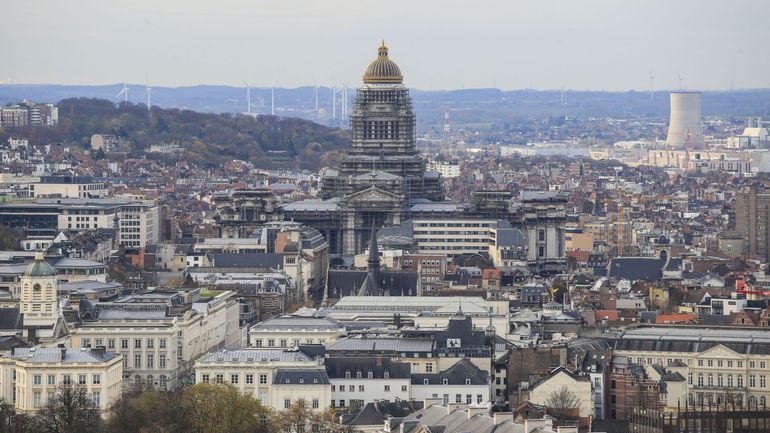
(698, 373), (704, 386)
(761, 396), (767, 407)
(159, 375), (167, 390)
(707, 374), (713, 387)
(134, 375), (142, 385)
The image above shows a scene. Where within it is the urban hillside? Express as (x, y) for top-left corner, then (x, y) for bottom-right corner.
(0, 97), (351, 169)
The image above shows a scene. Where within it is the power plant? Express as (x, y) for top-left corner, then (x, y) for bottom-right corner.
(665, 91), (705, 150)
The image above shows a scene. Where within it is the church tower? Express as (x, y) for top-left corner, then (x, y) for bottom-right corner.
(20, 251), (60, 330)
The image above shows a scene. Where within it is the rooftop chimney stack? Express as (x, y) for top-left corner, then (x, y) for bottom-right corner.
(665, 92), (705, 150)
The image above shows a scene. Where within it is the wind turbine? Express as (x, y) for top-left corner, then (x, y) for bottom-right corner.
(649, 73), (654, 100)
(116, 83), (129, 104)
(142, 75), (152, 110)
(243, 81), (252, 115)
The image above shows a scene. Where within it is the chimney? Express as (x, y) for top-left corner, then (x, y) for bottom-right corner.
(446, 403), (464, 414)
(493, 411), (513, 425)
(422, 397), (443, 408)
(466, 404), (487, 419)
(524, 418), (546, 432)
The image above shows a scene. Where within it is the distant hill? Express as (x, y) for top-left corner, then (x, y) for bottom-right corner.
(1, 84), (769, 131)
(1, 98), (350, 169)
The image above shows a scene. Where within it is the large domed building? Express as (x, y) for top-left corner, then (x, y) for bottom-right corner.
(286, 41), (443, 256)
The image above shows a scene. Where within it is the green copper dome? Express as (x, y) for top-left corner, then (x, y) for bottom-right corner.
(23, 252), (57, 277)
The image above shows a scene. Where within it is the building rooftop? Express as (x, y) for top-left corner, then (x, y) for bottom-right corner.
(198, 348), (313, 363)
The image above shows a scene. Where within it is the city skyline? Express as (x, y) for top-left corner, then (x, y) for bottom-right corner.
(2, 0), (770, 91)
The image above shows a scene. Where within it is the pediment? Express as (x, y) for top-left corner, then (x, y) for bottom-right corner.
(696, 344), (744, 360)
(344, 186), (403, 204)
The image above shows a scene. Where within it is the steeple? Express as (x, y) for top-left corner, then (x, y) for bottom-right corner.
(367, 225), (381, 275)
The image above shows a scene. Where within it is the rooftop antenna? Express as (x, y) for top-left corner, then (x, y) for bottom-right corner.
(649, 73), (654, 100)
(142, 73), (152, 110)
(116, 83), (129, 104)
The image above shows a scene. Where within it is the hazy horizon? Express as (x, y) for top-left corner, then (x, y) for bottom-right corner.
(3, 0), (769, 92)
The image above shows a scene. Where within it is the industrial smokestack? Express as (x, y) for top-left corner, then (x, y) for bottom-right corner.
(665, 91), (705, 150)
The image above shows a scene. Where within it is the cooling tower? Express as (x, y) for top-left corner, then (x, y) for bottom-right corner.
(665, 91), (705, 149)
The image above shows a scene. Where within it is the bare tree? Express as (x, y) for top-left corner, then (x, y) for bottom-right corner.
(30, 382), (101, 433)
(544, 386), (581, 421)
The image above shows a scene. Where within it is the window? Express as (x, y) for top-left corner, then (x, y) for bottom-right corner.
(33, 375), (41, 385)
(339, 400), (346, 407)
(697, 360), (703, 367)
(201, 374), (210, 383)
(707, 374), (713, 387)
(92, 392), (100, 406)
(231, 374), (239, 384)
(750, 375), (756, 388)
(707, 360), (713, 367)
(466, 394), (472, 404)
(95, 339), (103, 348)
(331, 385), (335, 392)
(717, 360), (723, 368)
(82, 339), (91, 348)
(312, 399), (319, 409)
(93, 374), (100, 385)
(738, 375), (744, 387)
(717, 374), (723, 387)
(728, 375), (734, 387)
(159, 339), (167, 349)
(356, 371), (362, 379)
(134, 339), (142, 349)
(160, 375), (167, 389)
(215, 374), (224, 384)
(442, 379), (448, 385)
(33, 392), (41, 407)
(358, 385), (364, 392)
(267, 340), (275, 347)
(147, 339), (154, 349)
(159, 354), (166, 368)
(121, 339), (129, 349)
(477, 394), (483, 404)
(697, 374), (703, 387)
(738, 361), (743, 368)
(750, 361), (756, 369)
(402, 385), (408, 392)
(284, 398), (291, 409)
(47, 375), (55, 385)
(135, 354), (141, 368)
(384, 385), (390, 392)
(688, 373), (693, 385)
(426, 364), (433, 373)
(424, 379), (429, 385)
(761, 375), (766, 388)
(465, 379), (471, 385)
(62, 375), (72, 385)
(762, 362), (767, 369)
(348, 385), (354, 392)
(246, 374), (254, 385)
(259, 374), (268, 385)
(345, 371), (351, 379)
(280, 340), (287, 348)
(108, 339), (115, 349)
(455, 394), (462, 403)
(147, 353), (154, 368)
(728, 361), (733, 368)
(79, 374), (87, 385)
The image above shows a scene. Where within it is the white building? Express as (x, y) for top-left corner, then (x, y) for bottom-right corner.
(194, 347), (331, 412)
(528, 367), (593, 418)
(71, 289), (241, 390)
(426, 161), (461, 178)
(409, 359), (490, 405)
(249, 316), (346, 348)
(325, 357), (411, 409)
(0, 347), (122, 415)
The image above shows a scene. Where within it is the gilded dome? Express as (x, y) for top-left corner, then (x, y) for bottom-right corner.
(23, 251), (56, 278)
(363, 41), (403, 84)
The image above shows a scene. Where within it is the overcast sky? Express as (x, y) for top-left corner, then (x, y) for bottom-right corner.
(2, 0), (768, 91)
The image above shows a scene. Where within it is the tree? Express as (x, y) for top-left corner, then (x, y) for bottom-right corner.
(177, 383), (270, 433)
(30, 383), (102, 433)
(273, 401), (347, 433)
(544, 386), (581, 421)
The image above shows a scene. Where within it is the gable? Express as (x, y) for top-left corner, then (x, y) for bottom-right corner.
(344, 186), (403, 205)
(696, 344), (744, 360)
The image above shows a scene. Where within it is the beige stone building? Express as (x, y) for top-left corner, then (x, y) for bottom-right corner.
(0, 347), (122, 415)
(194, 347), (331, 412)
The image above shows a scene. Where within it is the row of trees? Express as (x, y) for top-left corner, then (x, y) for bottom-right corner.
(1, 383), (348, 433)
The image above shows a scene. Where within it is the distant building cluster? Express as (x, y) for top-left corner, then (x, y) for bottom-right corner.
(0, 100), (58, 128)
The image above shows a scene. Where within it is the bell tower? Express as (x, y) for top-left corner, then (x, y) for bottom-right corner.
(20, 251), (60, 329)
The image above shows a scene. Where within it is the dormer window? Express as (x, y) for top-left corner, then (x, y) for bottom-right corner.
(345, 371), (351, 379)
(465, 379), (471, 385)
(356, 371), (362, 379)
(443, 379), (448, 385)
(368, 371), (373, 379)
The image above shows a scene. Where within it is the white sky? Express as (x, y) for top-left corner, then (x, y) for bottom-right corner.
(2, 0), (768, 91)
